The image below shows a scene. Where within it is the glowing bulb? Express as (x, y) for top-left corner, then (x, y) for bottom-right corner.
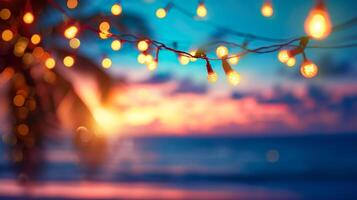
(156, 8), (167, 19)
(67, 0), (78, 9)
(23, 12), (34, 24)
(102, 57), (112, 69)
(0, 8), (11, 20)
(300, 60), (318, 78)
(227, 71), (240, 86)
(189, 50), (197, 62)
(216, 45), (229, 59)
(178, 55), (190, 65)
(45, 57), (56, 69)
(146, 60), (158, 71)
(1, 29), (13, 42)
(111, 40), (122, 51)
(228, 56), (240, 65)
(99, 30), (111, 39)
(207, 72), (218, 83)
(69, 38), (80, 49)
(145, 54), (154, 64)
(137, 40), (149, 52)
(196, 3), (207, 18)
(286, 57), (296, 67)
(278, 50), (290, 63)
(137, 53), (146, 64)
(64, 26), (78, 39)
(30, 34), (41, 45)
(111, 4), (122, 16)
(261, 0), (273, 17)
(304, 2), (332, 40)
(99, 21), (110, 31)
(63, 56), (74, 67)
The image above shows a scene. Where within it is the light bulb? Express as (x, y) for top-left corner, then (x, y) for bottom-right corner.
(67, 0), (78, 9)
(137, 40), (149, 52)
(0, 8), (11, 20)
(286, 57), (296, 67)
(63, 56), (74, 67)
(228, 56), (240, 65)
(145, 54), (154, 64)
(147, 60), (158, 71)
(111, 3), (122, 16)
(137, 53), (146, 64)
(30, 34), (41, 45)
(278, 50), (290, 63)
(189, 50), (197, 62)
(178, 55), (190, 65)
(69, 38), (80, 49)
(101, 57), (112, 69)
(99, 21), (110, 32)
(261, 0), (273, 17)
(64, 25), (78, 39)
(23, 12), (34, 24)
(304, 1), (332, 40)
(196, 3), (207, 18)
(156, 8), (167, 19)
(1, 29), (13, 42)
(111, 40), (122, 51)
(216, 45), (229, 59)
(300, 60), (318, 78)
(207, 72), (218, 83)
(45, 57), (56, 69)
(227, 71), (240, 86)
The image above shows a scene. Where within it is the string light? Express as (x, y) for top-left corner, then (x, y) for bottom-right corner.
(101, 57), (112, 69)
(69, 38), (80, 49)
(111, 3), (122, 16)
(13, 95), (25, 107)
(64, 25), (78, 39)
(278, 49), (290, 63)
(216, 45), (229, 59)
(178, 54), (190, 65)
(300, 60), (318, 78)
(305, 0), (332, 40)
(137, 40), (149, 52)
(67, 0), (78, 9)
(45, 57), (56, 69)
(1, 29), (13, 42)
(156, 8), (167, 19)
(261, 0), (273, 17)
(222, 59), (240, 85)
(196, 1), (207, 18)
(99, 21), (110, 32)
(137, 53), (146, 64)
(189, 50), (197, 62)
(145, 54), (154, 64)
(63, 56), (75, 67)
(23, 12), (34, 24)
(146, 60), (158, 71)
(30, 34), (41, 45)
(111, 40), (122, 51)
(0, 8), (11, 20)
(206, 61), (218, 83)
(286, 57), (296, 67)
(228, 56), (240, 65)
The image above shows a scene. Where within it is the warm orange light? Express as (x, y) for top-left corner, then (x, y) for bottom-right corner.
(69, 38), (80, 49)
(111, 4), (122, 16)
(227, 71), (240, 86)
(304, 1), (332, 40)
(63, 56), (75, 67)
(300, 60), (318, 78)
(278, 50), (290, 63)
(261, 0), (273, 17)
(99, 30), (111, 39)
(196, 3), (207, 18)
(207, 72), (218, 83)
(0, 8), (11, 20)
(189, 50), (197, 62)
(286, 57), (296, 67)
(13, 95), (25, 107)
(93, 107), (121, 133)
(111, 40), (122, 51)
(178, 55), (190, 65)
(144, 54), (154, 64)
(1, 29), (13, 41)
(216, 45), (229, 59)
(23, 12), (34, 24)
(30, 34), (41, 45)
(64, 26), (78, 39)
(137, 53), (146, 64)
(17, 124), (29, 136)
(45, 57), (56, 69)
(228, 56), (240, 65)
(101, 57), (112, 69)
(156, 8), (167, 19)
(137, 40), (149, 52)
(22, 53), (34, 65)
(99, 21), (110, 31)
(146, 60), (158, 71)
(67, 0), (78, 9)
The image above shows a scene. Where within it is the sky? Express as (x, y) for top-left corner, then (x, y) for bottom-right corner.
(41, 0), (357, 136)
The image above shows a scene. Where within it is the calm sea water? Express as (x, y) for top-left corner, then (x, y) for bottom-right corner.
(1, 133), (357, 199)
